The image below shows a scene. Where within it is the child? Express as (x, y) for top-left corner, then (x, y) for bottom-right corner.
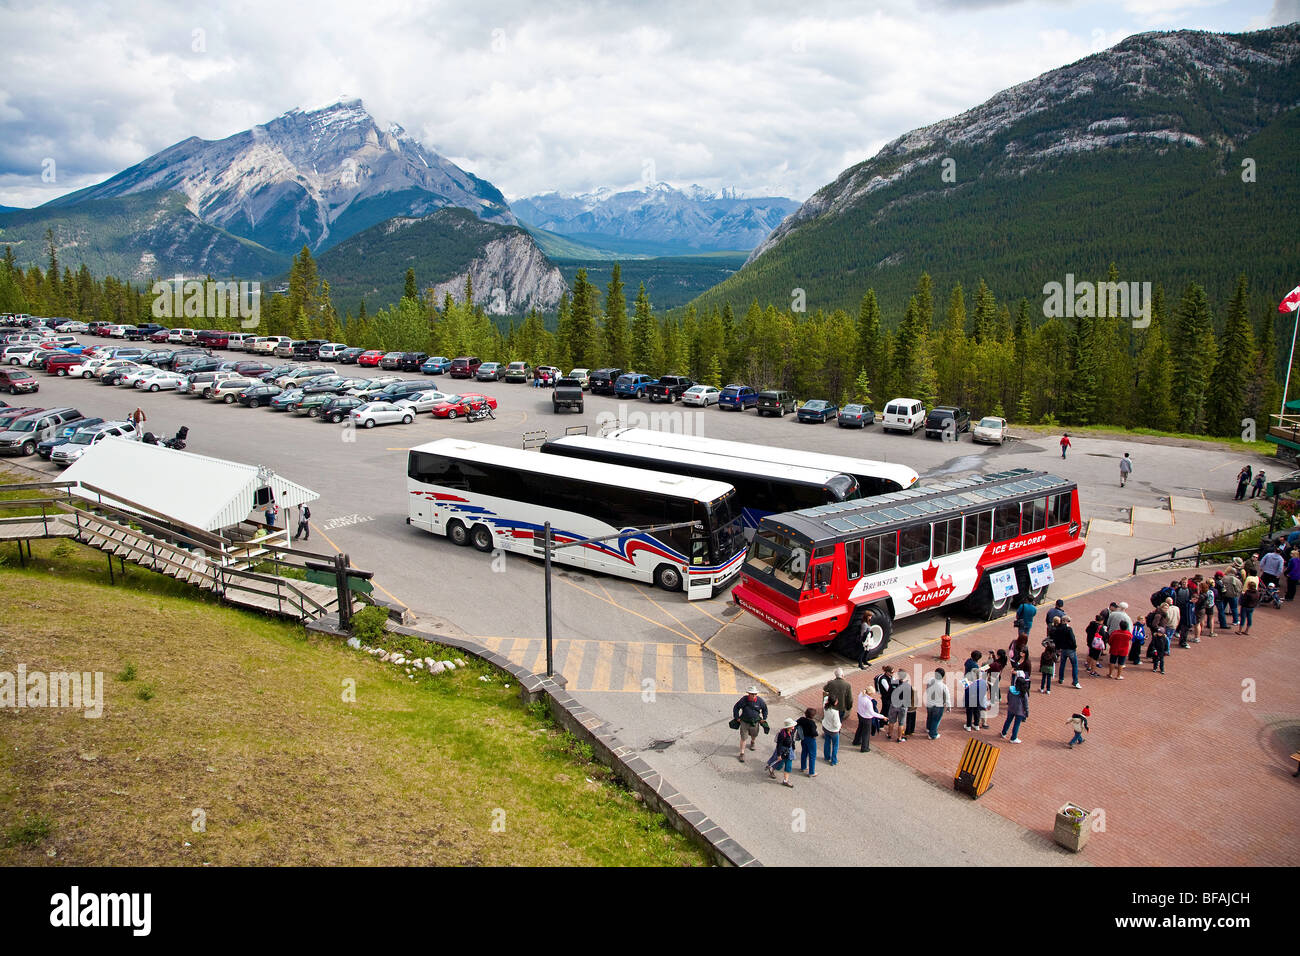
(1086, 628), (1105, 676)
(1128, 620), (1146, 665)
(1039, 640), (1058, 693)
(1150, 626), (1168, 674)
(1066, 706), (1090, 748)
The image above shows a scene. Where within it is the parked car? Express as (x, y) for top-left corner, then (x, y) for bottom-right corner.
(107, 325), (136, 338)
(533, 365), (561, 387)
(37, 417), (106, 459)
(317, 342), (349, 361)
(476, 362), (504, 382)
(233, 361), (273, 378)
(300, 376), (361, 395)
(212, 377), (259, 403)
(567, 368), (591, 390)
(270, 389), (303, 411)
(225, 333), (253, 351)
(614, 373), (655, 399)
(250, 336), (290, 355)
(0, 367), (39, 395)
(149, 328), (172, 343)
(395, 351), (427, 372)
(372, 381), (430, 404)
(357, 350), (386, 368)
(429, 393), (497, 419)
(274, 340), (301, 359)
(718, 384), (758, 411)
(971, 416), (1008, 445)
(337, 347), (366, 365)
(378, 351), (407, 371)
(350, 401), (415, 428)
(420, 355), (451, 375)
(237, 384), (283, 408)
(682, 385), (721, 407)
(29, 350), (75, 371)
(258, 364), (296, 383)
(3, 345), (38, 366)
(274, 366), (332, 389)
(118, 367), (161, 388)
(0, 406), (46, 430)
(196, 330), (230, 349)
(50, 421), (138, 465)
(647, 375), (695, 403)
(292, 339), (328, 361)
(0, 407), (85, 456)
(503, 361), (532, 383)
(136, 370), (187, 392)
(140, 349), (176, 367)
(797, 399), (839, 424)
(319, 395), (365, 423)
(291, 392), (337, 417)
(176, 356), (224, 376)
(155, 348), (208, 371)
(346, 376), (402, 399)
(130, 323), (167, 341)
(837, 404), (876, 428)
(924, 405), (971, 440)
(393, 390), (450, 414)
(449, 356), (482, 379)
(54, 321), (89, 334)
(183, 370), (242, 398)
(589, 368), (624, 395)
(99, 364), (142, 386)
(552, 377), (585, 413)
(167, 328), (198, 344)
(756, 390), (796, 417)
(45, 354), (86, 376)
(882, 397), (926, 434)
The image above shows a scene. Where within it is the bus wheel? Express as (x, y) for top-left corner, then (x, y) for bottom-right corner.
(447, 520), (470, 547)
(654, 564), (682, 592)
(470, 524), (494, 552)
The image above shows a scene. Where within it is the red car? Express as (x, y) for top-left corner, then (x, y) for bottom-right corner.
(357, 350), (386, 367)
(429, 392), (498, 419)
(94, 325), (114, 337)
(150, 329), (171, 342)
(45, 354), (86, 376)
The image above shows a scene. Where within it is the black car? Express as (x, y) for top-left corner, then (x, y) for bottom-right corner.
(924, 405), (971, 440)
(373, 381), (429, 403)
(238, 384), (282, 408)
(397, 351), (428, 372)
(292, 339), (328, 361)
(128, 323), (166, 341)
(156, 348), (210, 371)
(99, 366), (137, 386)
(232, 361), (273, 377)
(259, 364), (296, 383)
(140, 349), (175, 366)
(589, 368), (624, 396)
(337, 347), (365, 365)
(176, 357), (223, 375)
(320, 395), (364, 423)
(300, 376), (356, 395)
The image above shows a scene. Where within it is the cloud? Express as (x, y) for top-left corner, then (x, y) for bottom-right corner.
(0, 0), (1276, 209)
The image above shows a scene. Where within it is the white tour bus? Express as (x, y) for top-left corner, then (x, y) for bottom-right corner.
(601, 426), (920, 496)
(540, 434), (861, 533)
(406, 439), (747, 599)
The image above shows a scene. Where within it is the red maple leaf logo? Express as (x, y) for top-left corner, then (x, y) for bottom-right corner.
(907, 561), (955, 610)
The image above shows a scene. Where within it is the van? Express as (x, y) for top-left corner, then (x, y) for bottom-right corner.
(755, 390), (795, 417)
(167, 328), (198, 344)
(196, 330), (230, 348)
(318, 342), (348, 361)
(449, 356), (482, 379)
(0, 407), (84, 456)
(882, 397), (926, 434)
(0, 367), (39, 395)
(226, 333), (251, 351)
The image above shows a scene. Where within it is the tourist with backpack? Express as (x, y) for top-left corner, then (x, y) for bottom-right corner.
(1050, 617), (1080, 688)
(1128, 620), (1146, 665)
(1235, 466), (1252, 500)
(1238, 582), (1259, 635)
(795, 708), (820, 777)
(731, 686), (769, 762)
(1251, 471), (1266, 498)
(1084, 613), (1107, 676)
(1218, 569), (1241, 627)
(1039, 639), (1058, 693)
(1000, 671), (1029, 743)
(1150, 627), (1168, 674)
(765, 718), (798, 787)
(962, 669), (989, 732)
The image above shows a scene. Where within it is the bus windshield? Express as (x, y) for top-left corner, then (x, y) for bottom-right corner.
(707, 490), (745, 562)
(746, 529), (811, 591)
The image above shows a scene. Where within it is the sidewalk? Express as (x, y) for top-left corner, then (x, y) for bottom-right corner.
(790, 572), (1300, 867)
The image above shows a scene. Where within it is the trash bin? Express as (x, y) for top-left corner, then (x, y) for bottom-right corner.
(1054, 803), (1093, 852)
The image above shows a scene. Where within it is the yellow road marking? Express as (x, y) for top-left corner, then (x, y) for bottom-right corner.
(633, 583), (702, 642)
(591, 640), (614, 692)
(311, 524), (409, 609)
(684, 642), (706, 692)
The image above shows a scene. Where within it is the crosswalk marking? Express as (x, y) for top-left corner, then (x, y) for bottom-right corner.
(472, 637), (745, 695)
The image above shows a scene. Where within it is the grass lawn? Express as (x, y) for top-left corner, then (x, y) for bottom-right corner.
(0, 540), (707, 866)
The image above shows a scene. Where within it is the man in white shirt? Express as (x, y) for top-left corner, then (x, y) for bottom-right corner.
(924, 669), (953, 740)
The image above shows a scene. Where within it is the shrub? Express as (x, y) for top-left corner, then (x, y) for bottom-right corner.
(116, 662), (137, 682)
(135, 684), (155, 701)
(350, 604), (389, 643)
(4, 814), (54, 848)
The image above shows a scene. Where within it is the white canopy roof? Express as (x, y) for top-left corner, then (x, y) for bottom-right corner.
(61, 437), (318, 532)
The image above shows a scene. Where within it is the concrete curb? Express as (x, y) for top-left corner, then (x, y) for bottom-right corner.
(306, 614), (762, 868)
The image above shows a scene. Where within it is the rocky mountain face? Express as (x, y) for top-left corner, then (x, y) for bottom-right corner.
(44, 100), (515, 256)
(315, 207), (566, 315)
(512, 182), (799, 254)
(747, 25), (1300, 265)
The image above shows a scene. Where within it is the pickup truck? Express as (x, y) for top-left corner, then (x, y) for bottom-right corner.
(552, 377), (585, 413)
(646, 375), (695, 403)
(614, 372), (655, 399)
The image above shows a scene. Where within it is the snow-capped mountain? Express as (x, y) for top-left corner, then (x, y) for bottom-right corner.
(511, 182), (799, 254)
(44, 99), (516, 255)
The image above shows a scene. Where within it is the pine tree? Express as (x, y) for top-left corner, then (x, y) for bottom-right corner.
(856, 291), (883, 399)
(705, 354), (722, 388)
(853, 369), (872, 405)
(1135, 321), (1175, 432)
(603, 263), (630, 369)
(567, 268), (598, 366)
(404, 268), (418, 301)
(631, 284), (663, 373)
(971, 279), (996, 344)
(1169, 283), (1216, 433)
(1206, 274), (1255, 436)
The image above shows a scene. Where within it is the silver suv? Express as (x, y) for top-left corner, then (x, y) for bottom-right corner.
(0, 407), (84, 456)
(51, 421), (139, 465)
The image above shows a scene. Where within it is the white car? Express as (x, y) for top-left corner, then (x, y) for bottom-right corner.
(567, 368), (591, 390)
(47, 334), (79, 348)
(394, 390), (450, 414)
(55, 321), (88, 333)
(882, 397), (926, 434)
(317, 342), (349, 361)
(136, 370), (186, 391)
(212, 377), (259, 403)
(167, 328), (198, 344)
(346, 376), (402, 398)
(86, 358), (138, 380)
(50, 421), (139, 465)
(3, 346), (38, 366)
(119, 367), (162, 388)
(682, 384), (721, 407)
(107, 324), (134, 338)
(350, 401), (414, 428)
(971, 416), (1008, 445)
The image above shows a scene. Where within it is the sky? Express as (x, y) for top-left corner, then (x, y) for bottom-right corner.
(0, 0), (1295, 208)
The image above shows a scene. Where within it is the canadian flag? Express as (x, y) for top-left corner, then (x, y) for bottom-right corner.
(1280, 286), (1300, 313)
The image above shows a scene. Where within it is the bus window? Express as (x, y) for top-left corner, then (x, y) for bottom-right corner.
(964, 509), (992, 549)
(806, 561), (833, 593)
(749, 531), (809, 590)
(1023, 497), (1048, 533)
(932, 516), (962, 558)
(899, 525), (930, 567)
(993, 503), (1020, 541)
(1050, 492), (1072, 526)
(863, 531), (897, 575)
(845, 539), (862, 580)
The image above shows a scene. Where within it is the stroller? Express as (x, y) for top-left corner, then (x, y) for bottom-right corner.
(1262, 580), (1285, 609)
